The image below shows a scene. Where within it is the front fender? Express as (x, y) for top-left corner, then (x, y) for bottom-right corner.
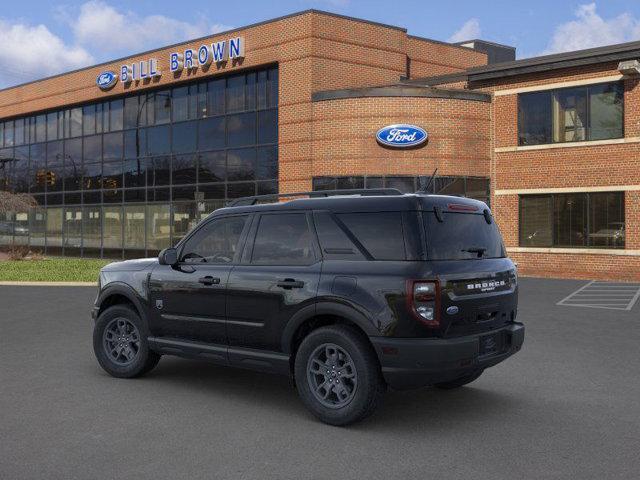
(95, 281), (149, 324)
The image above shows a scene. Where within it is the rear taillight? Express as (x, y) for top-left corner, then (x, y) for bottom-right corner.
(407, 280), (440, 328)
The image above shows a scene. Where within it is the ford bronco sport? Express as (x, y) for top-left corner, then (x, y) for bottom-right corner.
(92, 189), (524, 425)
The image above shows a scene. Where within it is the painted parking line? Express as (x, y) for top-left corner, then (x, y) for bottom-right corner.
(556, 281), (640, 311)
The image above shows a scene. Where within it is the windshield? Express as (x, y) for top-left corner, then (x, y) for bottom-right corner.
(423, 211), (506, 260)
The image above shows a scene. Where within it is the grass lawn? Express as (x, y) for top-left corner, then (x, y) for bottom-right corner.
(0, 258), (112, 282)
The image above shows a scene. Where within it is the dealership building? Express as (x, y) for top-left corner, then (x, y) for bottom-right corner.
(0, 9), (639, 280)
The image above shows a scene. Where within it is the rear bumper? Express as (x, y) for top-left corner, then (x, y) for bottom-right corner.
(370, 323), (524, 390)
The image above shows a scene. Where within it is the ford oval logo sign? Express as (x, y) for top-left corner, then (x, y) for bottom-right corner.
(376, 124), (428, 148)
(96, 71), (118, 91)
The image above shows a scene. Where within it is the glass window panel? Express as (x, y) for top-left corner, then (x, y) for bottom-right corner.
(63, 207), (83, 252)
(518, 91), (552, 145)
(256, 146), (277, 180)
(554, 193), (587, 247)
(83, 105), (96, 135)
(70, 108), (82, 138)
(102, 160), (122, 190)
(227, 182), (255, 199)
(0, 149), (13, 192)
(29, 144), (47, 193)
(154, 91), (171, 124)
(83, 135), (102, 163)
(83, 162), (102, 190)
(172, 186), (196, 201)
(172, 86), (189, 122)
(172, 120), (197, 154)
(124, 128), (146, 158)
(336, 176), (364, 190)
(227, 148), (256, 181)
(45, 141), (63, 193)
(35, 115), (46, 143)
(96, 103), (105, 134)
(268, 68), (278, 108)
(109, 99), (123, 131)
(252, 213), (314, 265)
(257, 180), (277, 196)
(103, 206), (123, 249)
(149, 187), (170, 202)
(226, 74), (245, 113)
(13, 146), (30, 193)
(4, 121), (14, 147)
(83, 191), (101, 204)
(465, 177), (490, 203)
(46, 113), (58, 141)
(199, 183), (225, 200)
(11, 211), (29, 246)
(82, 206), (102, 252)
(553, 87), (588, 143)
(313, 177), (337, 191)
(172, 153), (197, 185)
(46, 207), (63, 248)
(246, 72), (256, 110)
(47, 193), (63, 205)
(257, 109), (277, 144)
(365, 177), (383, 189)
(124, 96), (139, 129)
(14, 118), (25, 146)
(519, 195), (553, 247)
(64, 191), (82, 204)
(198, 151), (226, 183)
(103, 132), (123, 160)
(150, 156), (171, 186)
(147, 125), (171, 155)
(385, 176), (415, 193)
(257, 70), (268, 110)
(198, 117), (225, 150)
(124, 205), (145, 251)
(197, 83), (207, 118)
(124, 189), (146, 203)
(63, 138), (82, 192)
(227, 112), (256, 147)
(0, 122), (4, 147)
(435, 176), (465, 196)
(588, 192), (625, 248)
(29, 207), (47, 248)
(172, 202), (197, 242)
(146, 204), (170, 252)
(188, 85), (198, 120)
(123, 158), (147, 188)
(589, 83), (623, 141)
(0, 212), (14, 247)
(207, 79), (225, 116)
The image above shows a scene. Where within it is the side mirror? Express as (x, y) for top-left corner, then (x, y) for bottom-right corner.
(158, 247), (178, 266)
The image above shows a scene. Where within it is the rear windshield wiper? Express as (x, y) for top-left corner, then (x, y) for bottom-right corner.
(462, 247), (487, 258)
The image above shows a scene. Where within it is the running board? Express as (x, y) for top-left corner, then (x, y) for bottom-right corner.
(148, 337), (291, 375)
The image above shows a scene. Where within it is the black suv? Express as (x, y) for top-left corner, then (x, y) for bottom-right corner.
(92, 189), (524, 425)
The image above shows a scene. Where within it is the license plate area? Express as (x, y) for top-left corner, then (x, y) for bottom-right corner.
(479, 332), (505, 357)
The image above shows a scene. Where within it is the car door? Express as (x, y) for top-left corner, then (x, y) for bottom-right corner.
(226, 211), (321, 352)
(148, 213), (251, 345)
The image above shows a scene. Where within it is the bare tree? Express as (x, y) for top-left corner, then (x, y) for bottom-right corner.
(0, 191), (37, 214)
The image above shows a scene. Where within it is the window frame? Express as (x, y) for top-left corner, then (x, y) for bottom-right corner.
(517, 81), (625, 146)
(518, 192), (625, 249)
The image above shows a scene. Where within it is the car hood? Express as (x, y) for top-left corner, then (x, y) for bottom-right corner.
(101, 258), (158, 272)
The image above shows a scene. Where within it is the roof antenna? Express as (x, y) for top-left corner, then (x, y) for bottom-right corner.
(417, 168), (438, 194)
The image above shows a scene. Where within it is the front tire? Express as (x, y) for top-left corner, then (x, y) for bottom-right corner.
(93, 305), (160, 378)
(294, 325), (385, 426)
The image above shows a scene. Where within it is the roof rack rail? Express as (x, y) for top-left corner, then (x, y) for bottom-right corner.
(226, 188), (403, 207)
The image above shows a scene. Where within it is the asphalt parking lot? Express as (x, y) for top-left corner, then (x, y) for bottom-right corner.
(1, 277), (639, 480)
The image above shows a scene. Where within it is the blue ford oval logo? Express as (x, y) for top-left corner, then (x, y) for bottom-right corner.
(96, 71), (118, 90)
(376, 124), (428, 148)
(446, 306), (459, 315)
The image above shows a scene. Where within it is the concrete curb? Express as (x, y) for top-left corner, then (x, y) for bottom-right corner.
(0, 281), (97, 287)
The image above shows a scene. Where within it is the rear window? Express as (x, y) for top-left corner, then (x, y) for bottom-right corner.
(423, 211), (505, 260)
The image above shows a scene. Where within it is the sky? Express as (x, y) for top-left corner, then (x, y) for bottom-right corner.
(2, 0), (640, 88)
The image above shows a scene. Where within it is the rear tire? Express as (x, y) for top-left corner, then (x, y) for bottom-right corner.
(294, 325), (385, 426)
(434, 370), (483, 390)
(93, 305), (160, 378)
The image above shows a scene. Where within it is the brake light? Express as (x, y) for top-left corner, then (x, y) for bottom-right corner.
(407, 280), (440, 327)
(447, 203), (478, 212)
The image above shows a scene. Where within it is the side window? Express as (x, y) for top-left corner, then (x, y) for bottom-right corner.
(313, 212), (366, 261)
(337, 212), (406, 260)
(251, 213), (315, 265)
(180, 215), (248, 264)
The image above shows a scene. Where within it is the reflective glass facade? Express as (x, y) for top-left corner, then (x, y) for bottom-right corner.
(0, 66), (278, 258)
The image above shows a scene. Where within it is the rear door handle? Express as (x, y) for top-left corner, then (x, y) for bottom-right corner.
(198, 276), (221, 286)
(277, 278), (304, 289)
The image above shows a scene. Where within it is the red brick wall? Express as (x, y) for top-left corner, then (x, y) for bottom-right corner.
(406, 37), (487, 79)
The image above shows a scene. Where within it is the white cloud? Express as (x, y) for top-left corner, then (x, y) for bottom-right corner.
(71, 1), (232, 55)
(448, 18), (481, 43)
(0, 20), (93, 88)
(542, 3), (640, 54)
